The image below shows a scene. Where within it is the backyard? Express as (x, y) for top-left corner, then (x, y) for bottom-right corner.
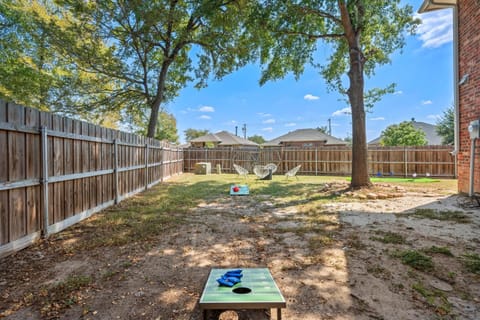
(0, 174), (479, 320)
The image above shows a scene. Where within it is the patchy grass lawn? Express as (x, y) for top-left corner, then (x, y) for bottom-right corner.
(0, 174), (478, 320)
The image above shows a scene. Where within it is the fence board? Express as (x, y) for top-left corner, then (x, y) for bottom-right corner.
(0, 101), (8, 244)
(8, 104), (27, 240)
(25, 107), (40, 233)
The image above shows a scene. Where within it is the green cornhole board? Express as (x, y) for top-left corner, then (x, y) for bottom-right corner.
(229, 184), (249, 196)
(199, 268), (286, 320)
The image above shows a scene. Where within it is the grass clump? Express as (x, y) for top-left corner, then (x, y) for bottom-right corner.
(37, 274), (93, 318)
(394, 250), (434, 272)
(413, 209), (470, 223)
(412, 282), (451, 315)
(423, 246), (453, 257)
(370, 231), (406, 244)
(461, 253), (480, 274)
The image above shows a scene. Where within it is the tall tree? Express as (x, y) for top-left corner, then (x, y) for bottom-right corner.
(252, 0), (419, 188)
(39, 0), (255, 137)
(184, 128), (210, 142)
(0, 0), (116, 114)
(436, 106), (454, 145)
(380, 121), (427, 146)
(248, 134), (266, 144)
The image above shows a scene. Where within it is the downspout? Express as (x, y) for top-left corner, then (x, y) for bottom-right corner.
(418, 0), (459, 178)
(452, 5), (459, 179)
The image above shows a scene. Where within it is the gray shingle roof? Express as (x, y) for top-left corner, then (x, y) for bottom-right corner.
(263, 128), (347, 146)
(190, 131), (258, 146)
(368, 121), (443, 145)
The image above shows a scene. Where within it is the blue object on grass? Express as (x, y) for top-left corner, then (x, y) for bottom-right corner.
(230, 185), (249, 196)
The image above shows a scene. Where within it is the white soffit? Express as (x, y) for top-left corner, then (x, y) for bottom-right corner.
(419, 0), (457, 13)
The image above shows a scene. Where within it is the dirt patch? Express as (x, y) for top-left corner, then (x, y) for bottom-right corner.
(1, 180), (479, 320)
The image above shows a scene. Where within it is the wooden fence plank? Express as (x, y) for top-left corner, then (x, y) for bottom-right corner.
(64, 117), (74, 219)
(7, 104), (26, 240)
(0, 101), (8, 244)
(25, 107), (40, 233)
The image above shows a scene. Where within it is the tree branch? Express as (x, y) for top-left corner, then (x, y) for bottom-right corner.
(292, 5), (342, 25)
(275, 29), (345, 40)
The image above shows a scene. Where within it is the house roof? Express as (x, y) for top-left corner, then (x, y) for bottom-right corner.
(263, 128), (347, 146)
(190, 131), (258, 146)
(368, 121), (443, 145)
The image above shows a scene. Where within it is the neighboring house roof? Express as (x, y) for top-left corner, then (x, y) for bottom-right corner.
(263, 128), (347, 146)
(190, 133), (222, 143)
(190, 131), (258, 146)
(368, 121), (443, 145)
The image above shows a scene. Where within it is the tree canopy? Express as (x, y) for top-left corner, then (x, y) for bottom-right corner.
(436, 107), (454, 145)
(251, 0), (419, 187)
(248, 134), (266, 144)
(52, 0), (255, 137)
(2, 0), (256, 137)
(380, 121), (427, 146)
(184, 128), (210, 142)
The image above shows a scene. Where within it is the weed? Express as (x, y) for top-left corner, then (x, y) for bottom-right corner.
(366, 264), (392, 279)
(308, 234), (335, 250)
(461, 253), (480, 274)
(394, 250), (434, 272)
(370, 231), (406, 244)
(37, 274), (93, 318)
(413, 209), (470, 223)
(423, 246), (454, 257)
(412, 282), (451, 315)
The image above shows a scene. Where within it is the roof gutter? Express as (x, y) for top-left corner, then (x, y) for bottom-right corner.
(418, 0), (458, 178)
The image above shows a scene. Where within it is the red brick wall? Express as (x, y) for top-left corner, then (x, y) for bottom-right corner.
(458, 0), (480, 194)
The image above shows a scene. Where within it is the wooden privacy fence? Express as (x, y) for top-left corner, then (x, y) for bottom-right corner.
(184, 145), (455, 178)
(0, 101), (183, 258)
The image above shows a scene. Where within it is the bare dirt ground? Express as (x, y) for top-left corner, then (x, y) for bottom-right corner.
(1, 179), (479, 320)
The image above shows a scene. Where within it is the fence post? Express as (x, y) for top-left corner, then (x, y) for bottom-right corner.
(315, 148), (318, 176)
(40, 126), (49, 237)
(404, 147), (408, 178)
(113, 139), (119, 204)
(160, 146), (164, 182)
(145, 143), (149, 190)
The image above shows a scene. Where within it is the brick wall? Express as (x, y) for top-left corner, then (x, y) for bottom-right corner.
(458, 0), (480, 194)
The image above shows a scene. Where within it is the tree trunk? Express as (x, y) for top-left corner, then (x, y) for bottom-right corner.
(347, 47), (371, 188)
(338, 0), (371, 189)
(147, 61), (170, 138)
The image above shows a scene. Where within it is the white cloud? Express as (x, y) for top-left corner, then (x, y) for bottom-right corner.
(304, 94), (319, 101)
(427, 114), (441, 121)
(199, 115), (211, 120)
(332, 107), (351, 117)
(285, 123), (296, 127)
(257, 112), (272, 117)
(262, 119), (275, 124)
(393, 90), (403, 95)
(416, 11), (453, 49)
(261, 127), (273, 132)
(370, 117), (385, 121)
(422, 100), (433, 105)
(199, 105), (215, 112)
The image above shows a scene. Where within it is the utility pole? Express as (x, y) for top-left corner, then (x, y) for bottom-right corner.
(235, 126), (238, 136)
(242, 124), (246, 139)
(328, 118), (332, 135)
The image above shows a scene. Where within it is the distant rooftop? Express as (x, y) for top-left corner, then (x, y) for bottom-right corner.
(368, 121), (443, 145)
(263, 128), (347, 146)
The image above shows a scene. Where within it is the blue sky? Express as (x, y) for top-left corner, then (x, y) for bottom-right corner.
(167, 1), (454, 144)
